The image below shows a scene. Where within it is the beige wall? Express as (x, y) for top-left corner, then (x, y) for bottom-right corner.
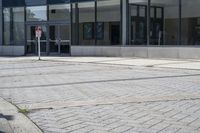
(71, 46), (200, 59)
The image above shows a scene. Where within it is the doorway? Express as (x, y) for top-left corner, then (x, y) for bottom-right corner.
(49, 25), (70, 55)
(26, 25), (48, 55)
(110, 22), (120, 45)
(26, 24), (71, 55)
(131, 17), (147, 45)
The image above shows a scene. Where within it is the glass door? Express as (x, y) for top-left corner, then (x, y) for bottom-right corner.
(131, 17), (146, 45)
(49, 25), (70, 55)
(49, 25), (59, 54)
(26, 25), (47, 54)
(60, 25), (70, 54)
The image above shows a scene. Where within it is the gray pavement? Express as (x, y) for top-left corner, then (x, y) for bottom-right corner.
(0, 57), (200, 133)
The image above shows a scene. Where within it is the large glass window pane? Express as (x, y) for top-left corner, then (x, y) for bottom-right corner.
(49, 4), (70, 21)
(181, 0), (200, 45)
(78, 2), (95, 45)
(13, 7), (25, 45)
(129, 0), (148, 45)
(25, 0), (46, 6)
(3, 7), (25, 45)
(3, 8), (11, 45)
(26, 6), (47, 21)
(3, 0), (25, 7)
(151, 0), (179, 45)
(97, 0), (121, 45)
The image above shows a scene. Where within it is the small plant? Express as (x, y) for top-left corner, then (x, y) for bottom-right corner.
(18, 108), (29, 115)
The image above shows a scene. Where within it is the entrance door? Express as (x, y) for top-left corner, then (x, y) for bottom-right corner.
(49, 25), (70, 55)
(26, 25), (47, 54)
(131, 17), (146, 45)
(110, 23), (120, 45)
(150, 19), (163, 45)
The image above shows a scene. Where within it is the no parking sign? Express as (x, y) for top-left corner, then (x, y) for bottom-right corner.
(35, 26), (42, 38)
(35, 26), (42, 60)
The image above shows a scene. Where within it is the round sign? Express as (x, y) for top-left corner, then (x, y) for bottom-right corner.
(35, 26), (42, 38)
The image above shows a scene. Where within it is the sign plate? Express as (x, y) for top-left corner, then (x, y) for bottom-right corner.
(35, 26), (42, 38)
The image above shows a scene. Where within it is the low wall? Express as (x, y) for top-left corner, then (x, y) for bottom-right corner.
(0, 46), (25, 56)
(71, 46), (200, 59)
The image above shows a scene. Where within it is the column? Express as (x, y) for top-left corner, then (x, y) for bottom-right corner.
(122, 0), (128, 46)
(0, 0), (2, 45)
(147, 0), (151, 46)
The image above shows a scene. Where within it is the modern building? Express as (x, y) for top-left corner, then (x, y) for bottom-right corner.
(1, 0), (200, 58)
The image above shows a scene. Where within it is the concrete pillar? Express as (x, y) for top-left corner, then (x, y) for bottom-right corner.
(147, 0), (151, 46)
(0, 0), (2, 46)
(122, 0), (128, 46)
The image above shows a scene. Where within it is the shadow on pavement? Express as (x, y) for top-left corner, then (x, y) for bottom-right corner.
(0, 114), (14, 121)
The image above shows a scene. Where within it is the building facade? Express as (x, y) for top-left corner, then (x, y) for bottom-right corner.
(1, 0), (200, 58)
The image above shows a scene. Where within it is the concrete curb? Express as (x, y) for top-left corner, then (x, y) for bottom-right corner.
(0, 114), (13, 133)
(0, 97), (43, 133)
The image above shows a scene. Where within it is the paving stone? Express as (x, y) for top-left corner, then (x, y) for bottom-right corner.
(1, 57), (200, 133)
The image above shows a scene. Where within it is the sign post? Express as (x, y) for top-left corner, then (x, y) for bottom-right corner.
(35, 26), (42, 60)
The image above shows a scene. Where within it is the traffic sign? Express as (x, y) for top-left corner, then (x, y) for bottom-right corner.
(35, 26), (42, 38)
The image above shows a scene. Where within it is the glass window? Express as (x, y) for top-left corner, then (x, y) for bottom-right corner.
(78, 2), (95, 45)
(130, 5), (137, 17)
(151, 0), (179, 45)
(157, 8), (162, 19)
(49, 4), (70, 21)
(3, 0), (25, 7)
(3, 8), (11, 45)
(97, 0), (121, 45)
(139, 6), (146, 17)
(83, 23), (94, 40)
(128, 0), (148, 45)
(3, 7), (25, 45)
(181, 0), (200, 45)
(13, 7), (25, 45)
(48, 0), (69, 5)
(26, 6), (47, 21)
(151, 8), (155, 18)
(25, 0), (46, 6)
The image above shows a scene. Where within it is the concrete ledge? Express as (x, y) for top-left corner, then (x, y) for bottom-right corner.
(71, 46), (200, 59)
(0, 46), (25, 56)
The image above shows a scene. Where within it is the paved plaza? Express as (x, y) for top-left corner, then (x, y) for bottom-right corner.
(0, 57), (200, 133)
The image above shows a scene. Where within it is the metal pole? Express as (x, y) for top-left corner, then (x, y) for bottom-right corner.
(38, 37), (41, 60)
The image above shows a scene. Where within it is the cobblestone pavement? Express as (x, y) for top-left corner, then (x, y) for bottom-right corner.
(0, 57), (200, 133)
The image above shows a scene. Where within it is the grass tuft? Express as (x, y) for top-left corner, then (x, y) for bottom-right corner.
(18, 108), (29, 115)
